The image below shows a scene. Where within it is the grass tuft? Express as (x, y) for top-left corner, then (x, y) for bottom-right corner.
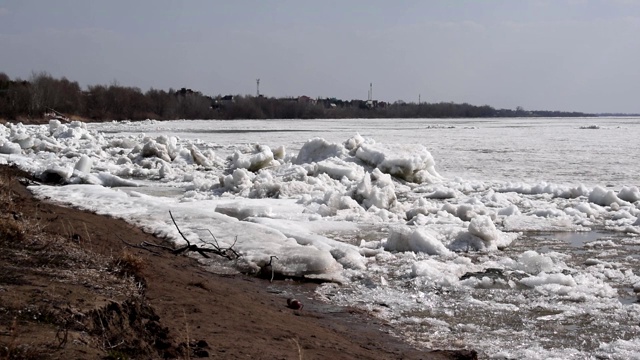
(0, 217), (25, 244)
(115, 249), (146, 278)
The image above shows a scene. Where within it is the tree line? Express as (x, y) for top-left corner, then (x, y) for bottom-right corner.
(0, 72), (593, 123)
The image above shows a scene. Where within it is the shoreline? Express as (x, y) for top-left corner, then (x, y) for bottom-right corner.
(0, 164), (477, 359)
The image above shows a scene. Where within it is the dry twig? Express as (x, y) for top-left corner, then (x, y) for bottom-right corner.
(120, 211), (242, 261)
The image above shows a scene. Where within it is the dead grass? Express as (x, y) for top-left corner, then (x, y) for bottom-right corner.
(115, 249), (146, 277)
(0, 172), (18, 214)
(0, 217), (25, 244)
(0, 170), (164, 359)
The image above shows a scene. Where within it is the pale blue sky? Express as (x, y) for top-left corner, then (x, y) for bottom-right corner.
(1, 0), (639, 113)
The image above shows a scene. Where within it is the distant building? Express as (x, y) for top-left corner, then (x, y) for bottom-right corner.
(297, 95), (316, 105)
(220, 95), (235, 105)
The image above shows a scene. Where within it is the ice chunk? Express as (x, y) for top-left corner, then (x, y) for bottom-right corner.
(247, 217), (366, 270)
(589, 186), (627, 206)
(109, 137), (138, 149)
(572, 202), (601, 217)
(0, 142), (21, 154)
(422, 186), (458, 199)
(190, 147), (212, 167)
(74, 154), (93, 173)
(49, 119), (62, 134)
(141, 138), (172, 162)
(231, 144), (275, 171)
(353, 169), (397, 210)
(410, 258), (471, 286)
(468, 215), (499, 244)
(618, 186), (640, 203)
(219, 168), (255, 194)
(272, 145), (286, 160)
(314, 157), (364, 181)
(96, 172), (139, 187)
(515, 251), (555, 274)
(519, 273), (577, 288)
(155, 135), (178, 159)
(343, 133), (366, 152)
(441, 202), (492, 222)
(460, 215), (518, 251)
(384, 225), (452, 256)
(355, 143), (442, 183)
(498, 205), (521, 216)
(13, 134), (34, 149)
(215, 202), (273, 220)
(51, 121), (89, 139)
(295, 137), (347, 164)
(315, 191), (362, 217)
(266, 245), (343, 278)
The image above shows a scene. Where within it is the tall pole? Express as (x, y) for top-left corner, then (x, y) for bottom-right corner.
(256, 79), (260, 97)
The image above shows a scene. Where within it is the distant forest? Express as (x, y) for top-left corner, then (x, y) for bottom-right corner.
(0, 72), (594, 123)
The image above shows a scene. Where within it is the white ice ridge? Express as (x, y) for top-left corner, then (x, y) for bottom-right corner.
(295, 134), (443, 184)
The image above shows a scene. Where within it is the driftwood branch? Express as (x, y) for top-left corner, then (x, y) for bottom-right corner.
(168, 211), (240, 260)
(197, 230), (242, 260)
(167, 211), (241, 260)
(117, 235), (162, 255)
(119, 211), (242, 261)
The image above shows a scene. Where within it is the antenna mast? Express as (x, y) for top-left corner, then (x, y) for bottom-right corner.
(368, 83), (373, 101)
(256, 78), (260, 97)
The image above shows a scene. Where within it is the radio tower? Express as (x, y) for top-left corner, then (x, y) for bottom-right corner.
(256, 79), (260, 97)
(368, 83), (373, 101)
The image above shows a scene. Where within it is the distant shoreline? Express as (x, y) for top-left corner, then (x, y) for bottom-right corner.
(7, 113), (638, 127)
(1, 72), (600, 123)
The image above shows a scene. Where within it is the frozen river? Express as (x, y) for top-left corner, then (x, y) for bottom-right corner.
(98, 117), (640, 188)
(2, 117), (639, 359)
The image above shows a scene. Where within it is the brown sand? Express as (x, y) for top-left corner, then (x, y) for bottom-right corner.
(0, 164), (477, 359)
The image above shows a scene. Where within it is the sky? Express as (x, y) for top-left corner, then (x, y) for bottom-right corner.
(1, 0), (639, 114)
